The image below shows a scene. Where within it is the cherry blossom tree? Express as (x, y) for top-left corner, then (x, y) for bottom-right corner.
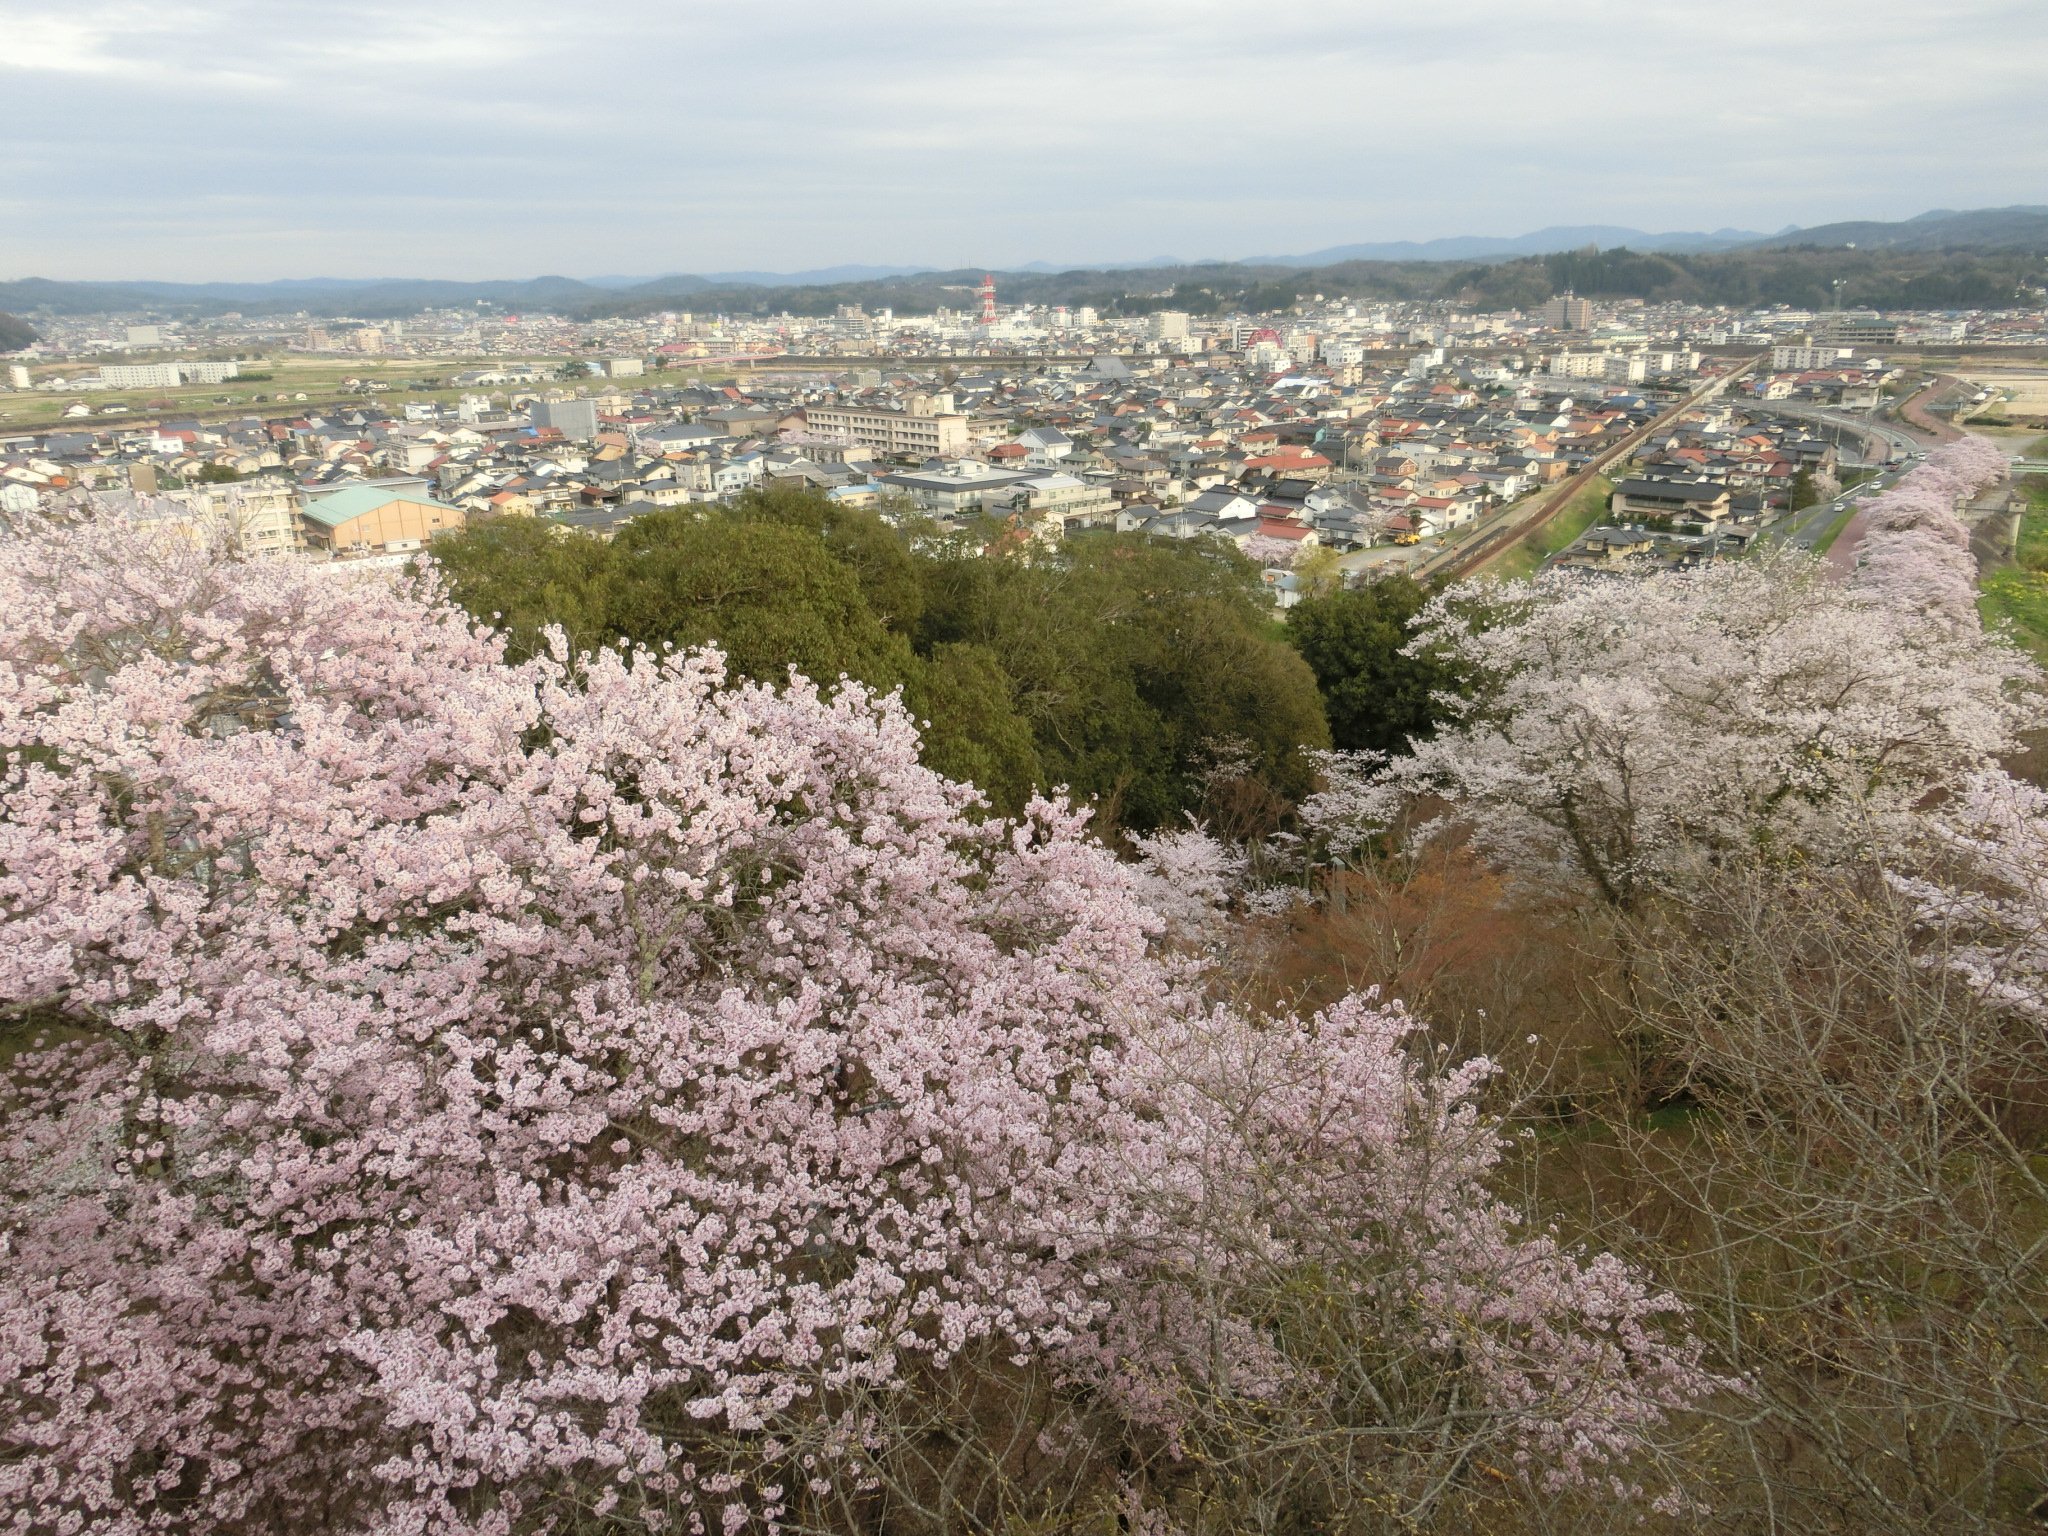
(1127, 823), (1248, 944)
(1211, 436), (2048, 1533)
(1341, 442), (2035, 908)
(1843, 436), (2004, 625)
(0, 510), (1723, 1534)
(1239, 533), (1303, 569)
(1613, 843), (2048, 1536)
(1893, 767), (2048, 1024)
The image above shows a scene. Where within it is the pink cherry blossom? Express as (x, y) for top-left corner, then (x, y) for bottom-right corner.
(0, 508), (1723, 1533)
(1893, 768), (2048, 1023)
(1349, 440), (2035, 907)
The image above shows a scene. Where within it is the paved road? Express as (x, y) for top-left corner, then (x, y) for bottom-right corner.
(1894, 375), (1967, 444)
(1755, 456), (1921, 556)
(1777, 498), (1854, 551)
(1757, 400), (1921, 466)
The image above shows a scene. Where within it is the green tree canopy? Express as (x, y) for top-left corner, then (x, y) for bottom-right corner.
(902, 642), (1043, 815)
(429, 514), (617, 663)
(723, 484), (927, 636)
(917, 530), (1329, 830)
(1286, 575), (1462, 756)
(610, 509), (913, 689)
(429, 495), (1332, 830)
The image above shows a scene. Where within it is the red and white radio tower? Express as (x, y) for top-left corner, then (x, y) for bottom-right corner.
(979, 273), (997, 325)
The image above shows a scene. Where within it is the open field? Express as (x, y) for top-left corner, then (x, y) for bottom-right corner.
(1963, 423), (2048, 450)
(0, 353), (732, 434)
(1481, 475), (1613, 580)
(1892, 348), (2048, 372)
(0, 355), (522, 431)
(1956, 368), (2048, 429)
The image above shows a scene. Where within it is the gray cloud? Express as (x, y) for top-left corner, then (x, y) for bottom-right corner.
(0, 0), (2042, 279)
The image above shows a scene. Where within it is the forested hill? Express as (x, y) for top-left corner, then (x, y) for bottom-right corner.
(6, 206), (2048, 319)
(575, 244), (2044, 320)
(1435, 244), (2046, 313)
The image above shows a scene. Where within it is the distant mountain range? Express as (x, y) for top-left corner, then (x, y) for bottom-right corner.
(584, 264), (944, 289)
(5, 207), (2046, 319)
(1743, 205), (2048, 252)
(1249, 224), (1785, 264)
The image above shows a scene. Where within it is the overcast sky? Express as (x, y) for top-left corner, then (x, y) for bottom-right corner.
(3, 0), (2043, 282)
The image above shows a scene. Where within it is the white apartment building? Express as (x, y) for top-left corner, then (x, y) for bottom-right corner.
(100, 363), (185, 390)
(1546, 348), (1668, 384)
(1545, 350), (1611, 381)
(1645, 348), (1703, 375)
(802, 402), (971, 458)
(100, 359), (241, 390)
(1771, 342), (1855, 370)
(90, 483), (303, 558)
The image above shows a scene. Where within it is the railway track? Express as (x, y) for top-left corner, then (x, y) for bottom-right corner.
(1423, 353), (1764, 582)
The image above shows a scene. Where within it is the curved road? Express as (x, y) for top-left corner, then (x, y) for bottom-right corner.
(1894, 375), (1967, 444)
(1753, 400), (1922, 466)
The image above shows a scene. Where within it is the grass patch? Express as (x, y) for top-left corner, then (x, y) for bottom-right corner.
(2017, 476), (2048, 560)
(1813, 504), (1861, 555)
(1483, 474), (1614, 581)
(1979, 476), (2048, 663)
(1980, 568), (2048, 663)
